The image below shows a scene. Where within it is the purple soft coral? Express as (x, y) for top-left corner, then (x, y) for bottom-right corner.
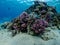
(20, 12), (29, 20)
(19, 12), (29, 32)
(30, 19), (48, 35)
(21, 23), (27, 28)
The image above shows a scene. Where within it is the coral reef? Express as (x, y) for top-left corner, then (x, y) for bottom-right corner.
(1, 1), (60, 40)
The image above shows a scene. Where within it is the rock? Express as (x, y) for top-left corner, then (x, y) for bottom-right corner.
(6, 23), (13, 29)
(1, 22), (10, 29)
(41, 30), (55, 40)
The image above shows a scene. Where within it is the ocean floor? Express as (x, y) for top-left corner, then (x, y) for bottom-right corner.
(0, 24), (60, 45)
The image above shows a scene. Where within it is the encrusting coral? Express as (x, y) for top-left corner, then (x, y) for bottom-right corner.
(1, 1), (60, 40)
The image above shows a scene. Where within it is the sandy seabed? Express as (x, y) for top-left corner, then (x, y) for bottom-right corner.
(0, 25), (60, 45)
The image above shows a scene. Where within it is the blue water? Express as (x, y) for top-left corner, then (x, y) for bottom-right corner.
(0, 0), (60, 23)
